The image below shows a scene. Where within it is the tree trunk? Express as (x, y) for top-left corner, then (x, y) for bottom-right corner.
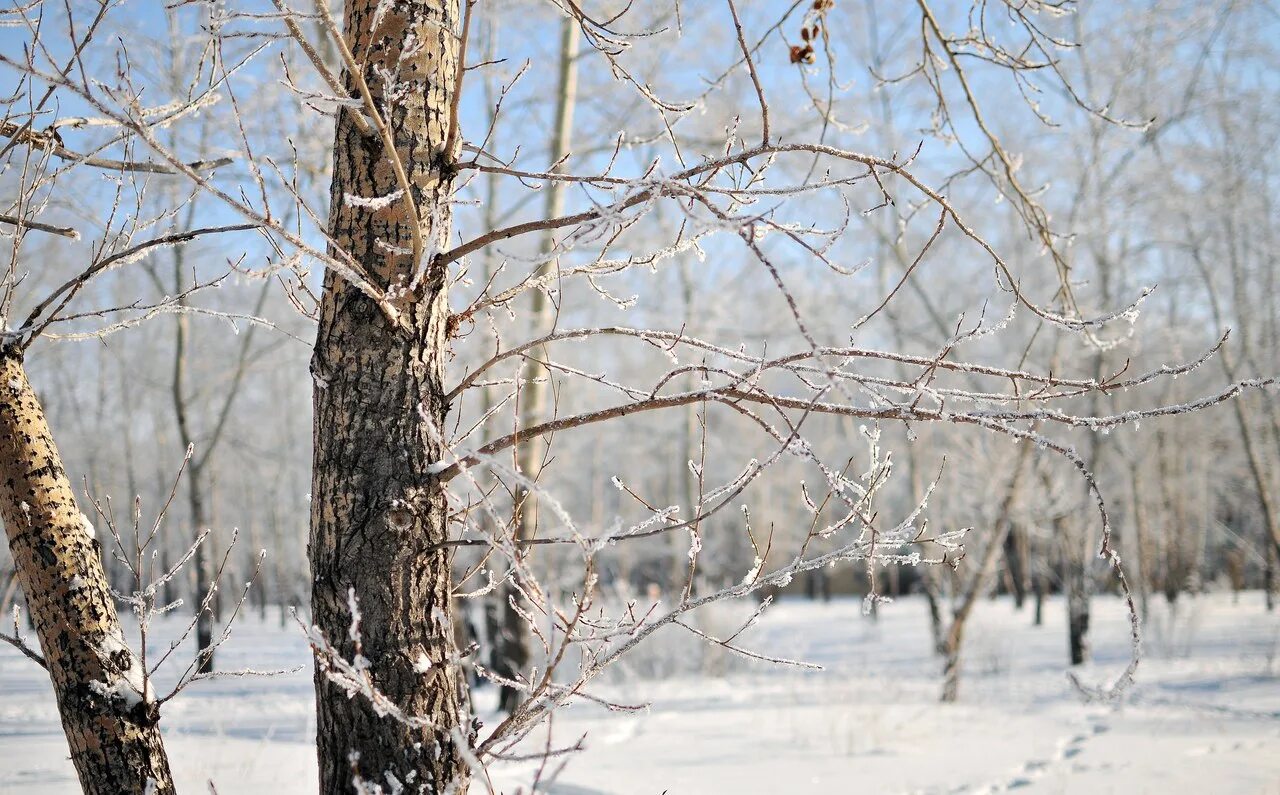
(170, 224), (218, 675)
(1186, 237), (1280, 604)
(1032, 571), (1045, 627)
(940, 619), (964, 703)
(186, 462), (215, 674)
(500, 11), (579, 714)
(1003, 522), (1027, 609)
(1266, 539), (1276, 612)
(1156, 429), (1190, 604)
(1127, 460), (1151, 622)
(0, 351), (173, 793)
(939, 438), (1031, 702)
(309, 1), (471, 792)
(1065, 562), (1091, 666)
(672, 261), (700, 598)
(1043, 463), (1090, 665)
(921, 569), (946, 655)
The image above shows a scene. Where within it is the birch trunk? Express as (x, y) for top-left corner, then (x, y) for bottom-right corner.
(0, 351), (173, 793)
(309, 1), (470, 791)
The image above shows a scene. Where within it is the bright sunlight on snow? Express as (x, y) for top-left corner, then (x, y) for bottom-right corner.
(3, 592), (1277, 794)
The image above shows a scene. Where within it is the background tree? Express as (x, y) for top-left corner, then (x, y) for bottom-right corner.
(3, 1), (1279, 793)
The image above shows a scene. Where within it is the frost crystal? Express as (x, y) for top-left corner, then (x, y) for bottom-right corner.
(343, 189), (405, 211)
(384, 771), (405, 795)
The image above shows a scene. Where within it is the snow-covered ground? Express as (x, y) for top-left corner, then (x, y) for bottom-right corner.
(3, 592), (1278, 793)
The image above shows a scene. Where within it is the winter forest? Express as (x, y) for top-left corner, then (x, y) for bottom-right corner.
(0, 0), (1278, 792)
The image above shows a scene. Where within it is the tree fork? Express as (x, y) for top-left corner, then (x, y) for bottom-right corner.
(0, 350), (173, 794)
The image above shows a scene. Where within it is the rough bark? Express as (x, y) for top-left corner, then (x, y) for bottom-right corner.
(309, 1), (471, 792)
(0, 350), (173, 793)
